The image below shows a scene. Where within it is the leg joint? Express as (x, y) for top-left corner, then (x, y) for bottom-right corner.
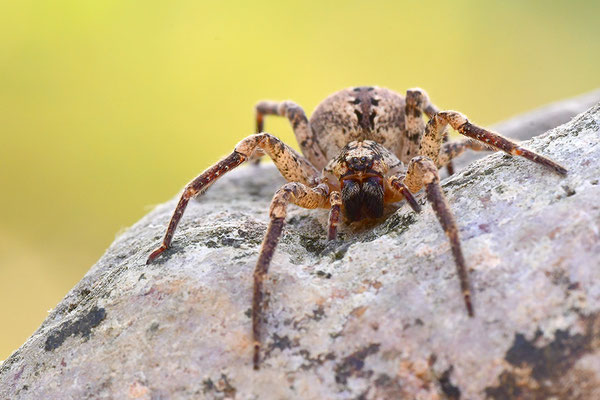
(329, 190), (342, 206)
(234, 133), (276, 157)
(182, 185), (196, 199)
(280, 102), (308, 129)
(407, 156), (439, 187)
(255, 101), (279, 115)
(277, 182), (302, 196)
(406, 88), (429, 110)
(436, 111), (468, 129)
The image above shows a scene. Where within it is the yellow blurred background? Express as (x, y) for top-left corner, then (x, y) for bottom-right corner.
(1, 0), (599, 361)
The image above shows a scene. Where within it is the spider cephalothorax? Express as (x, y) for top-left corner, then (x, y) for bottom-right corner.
(146, 86), (567, 369)
(326, 140), (401, 221)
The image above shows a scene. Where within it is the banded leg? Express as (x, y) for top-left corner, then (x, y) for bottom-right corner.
(437, 138), (494, 169)
(253, 182), (330, 369)
(327, 191), (342, 240)
(404, 156), (473, 317)
(405, 88), (455, 175)
(255, 100), (327, 167)
(420, 111), (567, 175)
(147, 133), (321, 264)
(387, 175), (422, 213)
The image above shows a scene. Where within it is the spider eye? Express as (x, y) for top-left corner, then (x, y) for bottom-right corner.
(360, 156), (367, 163)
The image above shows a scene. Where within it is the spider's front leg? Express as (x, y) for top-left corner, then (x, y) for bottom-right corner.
(146, 152), (247, 263)
(147, 133), (320, 264)
(253, 182), (330, 369)
(386, 175), (422, 213)
(327, 191), (342, 241)
(420, 110), (567, 175)
(405, 88), (455, 176)
(404, 156), (474, 317)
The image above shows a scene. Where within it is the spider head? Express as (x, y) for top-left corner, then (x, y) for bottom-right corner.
(329, 141), (387, 222)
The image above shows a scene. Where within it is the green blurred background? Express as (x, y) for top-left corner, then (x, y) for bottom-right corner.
(1, 0), (599, 361)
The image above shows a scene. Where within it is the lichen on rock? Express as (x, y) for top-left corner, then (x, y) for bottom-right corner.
(1, 103), (600, 399)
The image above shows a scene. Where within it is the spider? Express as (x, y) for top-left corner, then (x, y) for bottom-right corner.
(146, 86), (567, 369)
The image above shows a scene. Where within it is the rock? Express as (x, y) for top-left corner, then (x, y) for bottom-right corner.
(2, 103), (600, 400)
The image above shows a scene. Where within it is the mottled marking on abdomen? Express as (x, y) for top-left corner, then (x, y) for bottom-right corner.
(308, 86), (417, 167)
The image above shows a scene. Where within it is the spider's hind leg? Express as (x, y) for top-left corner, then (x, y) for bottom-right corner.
(255, 100), (327, 167)
(147, 133), (321, 264)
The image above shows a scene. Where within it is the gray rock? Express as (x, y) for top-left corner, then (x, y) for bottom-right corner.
(2, 103), (600, 400)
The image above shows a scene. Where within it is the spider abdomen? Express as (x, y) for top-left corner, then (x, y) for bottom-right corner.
(308, 86), (413, 167)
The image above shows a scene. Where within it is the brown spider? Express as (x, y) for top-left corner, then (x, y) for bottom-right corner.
(146, 86), (567, 369)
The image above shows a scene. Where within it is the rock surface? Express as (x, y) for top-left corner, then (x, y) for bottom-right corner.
(2, 103), (600, 400)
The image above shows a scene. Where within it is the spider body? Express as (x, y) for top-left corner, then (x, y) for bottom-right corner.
(147, 86), (567, 370)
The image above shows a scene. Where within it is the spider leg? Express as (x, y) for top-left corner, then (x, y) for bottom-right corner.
(255, 100), (327, 167)
(327, 191), (342, 240)
(387, 175), (422, 213)
(404, 156), (473, 317)
(253, 182), (330, 369)
(420, 111), (567, 175)
(405, 88), (455, 176)
(147, 152), (246, 263)
(437, 138), (494, 169)
(147, 133), (321, 264)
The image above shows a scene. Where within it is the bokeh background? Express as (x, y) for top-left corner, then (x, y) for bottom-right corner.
(1, 0), (599, 361)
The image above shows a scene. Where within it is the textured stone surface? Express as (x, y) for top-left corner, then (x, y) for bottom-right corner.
(1, 103), (600, 399)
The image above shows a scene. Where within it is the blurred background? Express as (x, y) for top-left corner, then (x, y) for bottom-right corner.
(1, 0), (599, 361)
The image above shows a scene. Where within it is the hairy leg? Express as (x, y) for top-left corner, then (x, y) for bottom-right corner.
(147, 133), (321, 264)
(327, 191), (342, 240)
(255, 100), (327, 167)
(420, 111), (567, 175)
(386, 175), (422, 213)
(404, 156), (473, 317)
(405, 88), (456, 176)
(253, 182), (330, 369)
(437, 138), (494, 168)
